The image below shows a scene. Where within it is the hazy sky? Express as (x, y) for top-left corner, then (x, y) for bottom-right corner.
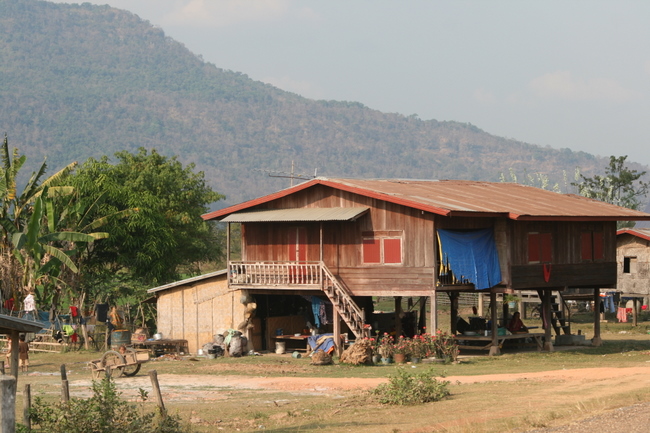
(52, 0), (650, 166)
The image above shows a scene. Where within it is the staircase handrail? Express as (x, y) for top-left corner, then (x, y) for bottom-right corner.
(319, 262), (368, 338)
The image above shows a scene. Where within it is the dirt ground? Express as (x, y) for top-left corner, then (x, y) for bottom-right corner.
(54, 358), (650, 432)
(17, 338), (650, 432)
(68, 365), (650, 396)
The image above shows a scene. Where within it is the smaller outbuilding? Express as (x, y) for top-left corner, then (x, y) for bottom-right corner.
(147, 270), (256, 355)
(616, 228), (650, 321)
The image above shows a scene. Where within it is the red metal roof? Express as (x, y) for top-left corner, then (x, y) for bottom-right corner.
(203, 178), (650, 222)
(617, 228), (650, 242)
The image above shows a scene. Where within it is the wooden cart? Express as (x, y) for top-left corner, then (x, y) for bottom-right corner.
(89, 347), (149, 379)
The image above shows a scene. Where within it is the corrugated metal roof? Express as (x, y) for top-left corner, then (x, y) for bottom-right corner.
(203, 178), (650, 222)
(617, 228), (650, 242)
(148, 269), (228, 294)
(0, 314), (44, 334)
(220, 207), (369, 223)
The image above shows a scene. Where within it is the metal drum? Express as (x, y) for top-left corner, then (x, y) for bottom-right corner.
(111, 329), (132, 349)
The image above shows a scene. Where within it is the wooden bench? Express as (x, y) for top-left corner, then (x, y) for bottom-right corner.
(454, 333), (545, 352)
(272, 335), (311, 352)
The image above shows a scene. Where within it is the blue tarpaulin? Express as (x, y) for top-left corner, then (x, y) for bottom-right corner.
(437, 228), (502, 290)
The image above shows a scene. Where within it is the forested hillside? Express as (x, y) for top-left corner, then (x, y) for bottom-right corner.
(0, 0), (637, 208)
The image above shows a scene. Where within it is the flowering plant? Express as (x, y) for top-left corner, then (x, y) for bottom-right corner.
(409, 334), (430, 359)
(377, 333), (394, 358)
(392, 336), (410, 355)
(433, 330), (459, 363)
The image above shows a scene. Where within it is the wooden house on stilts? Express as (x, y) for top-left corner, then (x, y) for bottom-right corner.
(202, 178), (650, 355)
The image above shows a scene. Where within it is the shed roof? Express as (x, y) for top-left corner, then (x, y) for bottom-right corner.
(148, 269), (228, 294)
(617, 227), (650, 242)
(203, 178), (650, 222)
(220, 207), (369, 223)
(0, 314), (44, 334)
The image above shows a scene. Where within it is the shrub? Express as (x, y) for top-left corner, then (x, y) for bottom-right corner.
(372, 367), (450, 405)
(19, 377), (190, 433)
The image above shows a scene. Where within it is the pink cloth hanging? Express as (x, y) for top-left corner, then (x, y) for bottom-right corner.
(617, 307), (628, 323)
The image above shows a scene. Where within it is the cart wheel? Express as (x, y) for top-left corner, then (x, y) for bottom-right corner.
(122, 348), (142, 377)
(101, 350), (126, 378)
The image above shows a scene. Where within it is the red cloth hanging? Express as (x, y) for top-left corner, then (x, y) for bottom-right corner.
(4, 298), (14, 311)
(69, 306), (78, 317)
(543, 264), (552, 283)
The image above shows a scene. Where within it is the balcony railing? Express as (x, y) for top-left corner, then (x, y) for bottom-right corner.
(229, 261), (322, 286)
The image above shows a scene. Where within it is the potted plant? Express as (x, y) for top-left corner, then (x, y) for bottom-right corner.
(377, 333), (394, 363)
(409, 335), (429, 363)
(392, 336), (410, 364)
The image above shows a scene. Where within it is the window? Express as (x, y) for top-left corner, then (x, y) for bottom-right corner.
(623, 257), (637, 274)
(528, 232), (552, 263)
(362, 231), (402, 264)
(581, 231), (604, 261)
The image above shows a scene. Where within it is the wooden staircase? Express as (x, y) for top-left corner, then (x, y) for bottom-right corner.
(550, 293), (571, 335)
(320, 263), (369, 339)
(537, 290), (571, 335)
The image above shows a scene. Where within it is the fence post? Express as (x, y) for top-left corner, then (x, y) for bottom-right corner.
(148, 370), (166, 415)
(23, 383), (31, 431)
(61, 364), (69, 403)
(0, 375), (16, 433)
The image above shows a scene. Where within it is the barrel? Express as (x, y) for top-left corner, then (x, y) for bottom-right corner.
(275, 341), (286, 354)
(111, 329), (131, 349)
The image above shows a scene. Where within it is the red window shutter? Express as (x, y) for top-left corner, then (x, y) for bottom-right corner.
(580, 232), (592, 261)
(528, 233), (540, 262)
(593, 232), (604, 260)
(383, 238), (402, 264)
(540, 233), (552, 262)
(363, 238), (381, 263)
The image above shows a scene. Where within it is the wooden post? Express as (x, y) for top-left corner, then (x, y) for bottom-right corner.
(9, 330), (19, 379)
(148, 370), (166, 415)
(632, 298), (638, 326)
(61, 364), (69, 403)
(394, 297), (402, 336)
(0, 374), (16, 433)
(489, 292), (499, 356)
(0, 361), (4, 376)
(418, 296), (427, 332)
(592, 289), (602, 346)
(332, 308), (341, 356)
(543, 291), (554, 352)
(226, 223), (231, 264)
(477, 293), (484, 317)
(430, 291), (438, 332)
(449, 293), (458, 335)
(23, 383), (31, 430)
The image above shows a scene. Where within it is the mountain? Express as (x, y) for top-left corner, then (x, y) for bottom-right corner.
(0, 0), (640, 209)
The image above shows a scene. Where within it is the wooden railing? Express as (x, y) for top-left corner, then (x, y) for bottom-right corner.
(228, 261), (368, 339)
(229, 261), (322, 286)
(320, 265), (368, 339)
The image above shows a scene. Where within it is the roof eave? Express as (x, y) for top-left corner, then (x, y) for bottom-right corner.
(511, 215), (650, 221)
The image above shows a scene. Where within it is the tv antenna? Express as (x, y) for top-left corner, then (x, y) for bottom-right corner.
(258, 160), (318, 187)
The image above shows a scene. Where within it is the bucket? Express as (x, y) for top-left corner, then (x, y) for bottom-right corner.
(275, 341), (286, 354)
(291, 351), (301, 359)
(111, 329), (131, 349)
(207, 353), (217, 360)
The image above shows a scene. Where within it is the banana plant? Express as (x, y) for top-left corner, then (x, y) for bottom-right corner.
(0, 134), (77, 302)
(0, 189), (101, 296)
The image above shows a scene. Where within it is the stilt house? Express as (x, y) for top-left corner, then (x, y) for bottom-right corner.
(202, 178), (650, 355)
